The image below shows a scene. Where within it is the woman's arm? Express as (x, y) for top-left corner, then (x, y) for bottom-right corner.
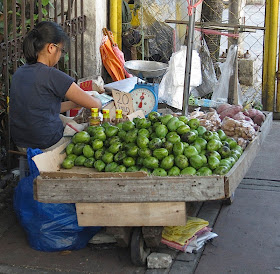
(60, 101), (80, 113)
(65, 82), (102, 110)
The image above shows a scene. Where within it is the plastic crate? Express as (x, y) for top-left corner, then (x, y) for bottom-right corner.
(19, 156), (30, 180)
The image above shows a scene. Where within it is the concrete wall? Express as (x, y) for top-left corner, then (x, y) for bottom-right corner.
(246, 0), (265, 4)
(223, 0), (265, 4)
(48, 1), (106, 78)
(82, 0), (107, 78)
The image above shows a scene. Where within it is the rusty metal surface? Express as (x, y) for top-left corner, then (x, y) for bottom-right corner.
(0, 0), (86, 169)
(0, 0), (86, 97)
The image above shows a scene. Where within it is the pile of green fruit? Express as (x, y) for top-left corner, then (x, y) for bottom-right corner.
(62, 111), (243, 176)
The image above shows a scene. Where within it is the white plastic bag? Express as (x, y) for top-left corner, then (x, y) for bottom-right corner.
(211, 45), (237, 103)
(192, 39), (218, 97)
(211, 45), (243, 105)
(59, 114), (87, 137)
(159, 46), (202, 110)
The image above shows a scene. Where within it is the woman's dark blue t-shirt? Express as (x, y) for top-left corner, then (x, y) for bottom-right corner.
(10, 62), (74, 149)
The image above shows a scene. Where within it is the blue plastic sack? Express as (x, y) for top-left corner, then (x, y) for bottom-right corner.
(14, 148), (101, 252)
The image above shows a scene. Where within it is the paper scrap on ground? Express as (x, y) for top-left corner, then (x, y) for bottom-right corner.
(185, 231), (218, 253)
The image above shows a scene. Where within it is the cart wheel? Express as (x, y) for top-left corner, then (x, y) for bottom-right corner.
(224, 191), (235, 205)
(130, 227), (151, 266)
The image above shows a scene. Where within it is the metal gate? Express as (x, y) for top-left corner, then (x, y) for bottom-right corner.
(0, 0), (86, 170)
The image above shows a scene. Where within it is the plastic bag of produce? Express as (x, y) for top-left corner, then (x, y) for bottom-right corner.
(13, 148), (101, 251)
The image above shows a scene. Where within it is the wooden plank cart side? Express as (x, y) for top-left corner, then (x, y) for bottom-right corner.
(224, 112), (272, 199)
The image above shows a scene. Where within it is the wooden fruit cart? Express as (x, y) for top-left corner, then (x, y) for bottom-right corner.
(33, 112), (272, 265)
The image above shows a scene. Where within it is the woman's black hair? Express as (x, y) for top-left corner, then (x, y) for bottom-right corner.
(23, 21), (69, 64)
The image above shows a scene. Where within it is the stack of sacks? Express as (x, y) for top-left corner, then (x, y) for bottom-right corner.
(161, 216), (218, 253)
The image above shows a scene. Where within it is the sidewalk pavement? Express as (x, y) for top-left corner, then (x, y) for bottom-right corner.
(0, 121), (279, 274)
(195, 121), (280, 274)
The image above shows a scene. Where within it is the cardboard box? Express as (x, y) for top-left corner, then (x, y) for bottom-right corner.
(77, 76), (105, 93)
(68, 76), (105, 117)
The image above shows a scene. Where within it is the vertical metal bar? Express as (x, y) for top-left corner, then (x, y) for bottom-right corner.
(67, 0), (71, 20)
(52, 1), (57, 69)
(182, 1), (196, 116)
(68, 0), (72, 76)
(110, 0), (118, 45)
(46, 0), (50, 19)
(54, 0), (58, 22)
(80, 0), (84, 77)
(12, 0), (17, 38)
(12, 0), (17, 71)
(228, 44), (238, 105)
(276, 17), (280, 112)
(74, 0), (78, 78)
(262, 0), (279, 112)
(57, 0), (64, 71)
(3, 0), (10, 169)
(0, 47), (3, 71)
(19, 1), (26, 62)
(21, 0), (26, 37)
(141, 2), (144, 60)
(30, 0), (35, 28)
(7, 38), (12, 75)
(38, 0), (43, 22)
(3, 0), (7, 41)
(117, 0), (122, 50)
(262, 0), (270, 110)
(61, 0), (65, 25)
(3, 0), (9, 91)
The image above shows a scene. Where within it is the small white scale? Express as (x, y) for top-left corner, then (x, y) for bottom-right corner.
(124, 60), (168, 116)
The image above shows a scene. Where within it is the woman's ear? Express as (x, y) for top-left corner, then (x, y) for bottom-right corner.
(46, 43), (56, 54)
